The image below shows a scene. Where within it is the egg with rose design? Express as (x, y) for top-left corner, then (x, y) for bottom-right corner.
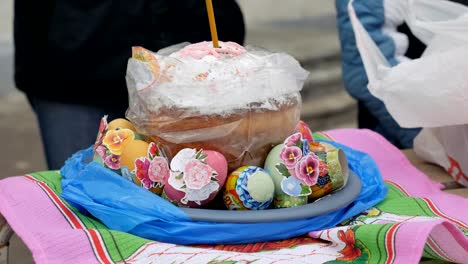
(162, 148), (228, 208)
(120, 140), (170, 195)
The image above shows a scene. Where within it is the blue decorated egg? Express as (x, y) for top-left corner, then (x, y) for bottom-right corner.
(223, 166), (275, 210)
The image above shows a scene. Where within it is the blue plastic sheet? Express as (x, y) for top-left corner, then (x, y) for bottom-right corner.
(60, 141), (387, 245)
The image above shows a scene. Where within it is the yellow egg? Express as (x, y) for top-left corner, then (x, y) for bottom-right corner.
(120, 140), (163, 194)
(120, 140), (149, 171)
(108, 118), (136, 131)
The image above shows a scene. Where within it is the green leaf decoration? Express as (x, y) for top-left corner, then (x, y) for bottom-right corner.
(300, 184), (312, 196)
(296, 140), (303, 150)
(175, 172), (184, 180)
(275, 163), (291, 177)
(211, 171), (219, 181)
(314, 151), (327, 161)
(195, 149), (203, 159)
(199, 154), (208, 161)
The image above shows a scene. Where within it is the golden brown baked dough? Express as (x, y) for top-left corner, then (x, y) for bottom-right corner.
(139, 95), (301, 171)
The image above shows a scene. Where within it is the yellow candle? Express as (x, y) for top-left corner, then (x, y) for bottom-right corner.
(205, 0), (219, 48)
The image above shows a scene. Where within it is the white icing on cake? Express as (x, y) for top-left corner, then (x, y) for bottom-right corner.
(126, 41), (309, 116)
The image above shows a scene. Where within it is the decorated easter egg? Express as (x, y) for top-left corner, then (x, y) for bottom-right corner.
(93, 116), (136, 167)
(93, 116), (109, 150)
(265, 144), (308, 208)
(265, 132), (350, 206)
(294, 120), (331, 152)
(120, 140), (149, 170)
(265, 132), (332, 208)
(294, 120), (314, 143)
(223, 166), (275, 210)
(163, 149), (228, 208)
(107, 118), (136, 131)
(120, 140), (169, 195)
(308, 147), (349, 200)
(93, 116), (142, 166)
(92, 116), (168, 195)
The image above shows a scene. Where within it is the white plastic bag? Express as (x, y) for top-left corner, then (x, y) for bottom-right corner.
(349, 0), (468, 186)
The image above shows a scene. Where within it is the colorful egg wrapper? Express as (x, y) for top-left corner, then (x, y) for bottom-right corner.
(265, 132), (349, 208)
(164, 149), (226, 207)
(295, 120), (340, 153)
(223, 166), (274, 210)
(93, 116), (147, 171)
(294, 120), (314, 143)
(309, 148), (349, 200)
(127, 142), (170, 192)
(93, 116), (169, 192)
(131, 46), (173, 89)
(273, 194), (308, 209)
(276, 133), (319, 196)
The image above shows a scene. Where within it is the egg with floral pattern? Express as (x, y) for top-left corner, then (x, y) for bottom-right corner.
(264, 144), (309, 208)
(162, 149), (227, 208)
(120, 140), (169, 195)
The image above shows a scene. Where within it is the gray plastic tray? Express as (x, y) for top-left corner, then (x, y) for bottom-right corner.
(180, 170), (362, 223)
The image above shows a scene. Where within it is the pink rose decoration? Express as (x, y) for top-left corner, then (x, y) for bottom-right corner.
(294, 153), (320, 186)
(280, 146), (303, 168)
(284, 132), (302, 147)
(183, 159), (213, 190)
(148, 156), (170, 184)
(171, 148), (197, 172)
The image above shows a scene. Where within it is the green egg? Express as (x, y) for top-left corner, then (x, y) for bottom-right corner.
(264, 144), (308, 208)
(264, 144), (286, 196)
(247, 170), (275, 203)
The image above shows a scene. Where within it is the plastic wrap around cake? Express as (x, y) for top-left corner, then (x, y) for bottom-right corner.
(126, 41), (309, 170)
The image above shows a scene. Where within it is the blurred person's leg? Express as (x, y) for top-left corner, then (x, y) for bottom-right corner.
(27, 96), (126, 170)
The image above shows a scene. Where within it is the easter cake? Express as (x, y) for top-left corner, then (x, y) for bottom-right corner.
(125, 41), (309, 171)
